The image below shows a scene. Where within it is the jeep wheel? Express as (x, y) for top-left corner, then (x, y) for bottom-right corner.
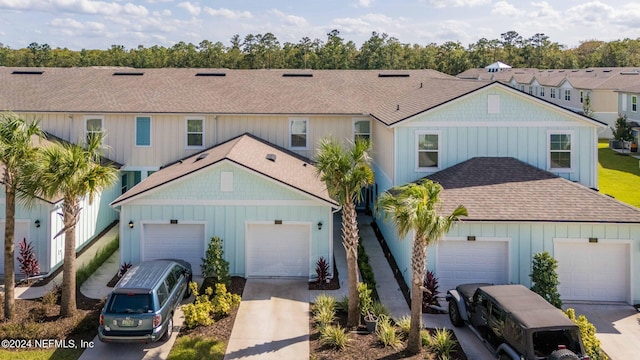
(161, 316), (173, 342)
(548, 349), (579, 360)
(448, 299), (463, 327)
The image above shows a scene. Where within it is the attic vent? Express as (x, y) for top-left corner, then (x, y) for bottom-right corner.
(620, 71), (639, 75)
(282, 73), (313, 77)
(266, 154), (276, 162)
(378, 73), (410, 78)
(585, 69), (594, 72)
(558, 70), (565, 72)
(195, 153), (209, 161)
(196, 72), (226, 77)
(603, 69), (612, 72)
(12, 70), (44, 75)
(113, 72), (144, 76)
(571, 69), (579, 72)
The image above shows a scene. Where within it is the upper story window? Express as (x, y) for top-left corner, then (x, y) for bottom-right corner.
(548, 131), (573, 171)
(550, 88), (556, 99)
(353, 119), (371, 142)
(135, 116), (151, 147)
(580, 91), (584, 103)
(564, 89), (571, 101)
(416, 131), (440, 170)
(540, 87), (545, 97)
(528, 86), (533, 95)
(622, 93), (627, 111)
(519, 85), (525, 92)
(289, 118), (308, 149)
(632, 95), (637, 112)
(85, 115), (103, 143)
(186, 117), (204, 148)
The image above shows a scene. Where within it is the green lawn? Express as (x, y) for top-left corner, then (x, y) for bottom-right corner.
(598, 139), (640, 208)
(167, 335), (227, 360)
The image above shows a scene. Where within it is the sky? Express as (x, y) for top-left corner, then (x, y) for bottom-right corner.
(0, 0), (639, 51)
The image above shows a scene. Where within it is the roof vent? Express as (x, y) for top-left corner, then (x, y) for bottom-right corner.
(195, 153), (209, 162)
(12, 70), (44, 75)
(571, 69), (579, 72)
(113, 72), (144, 76)
(282, 73), (313, 77)
(196, 72), (226, 77)
(266, 154), (276, 162)
(585, 69), (594, 72)
(603, 69), (612, 72)
(558, 70), (565, 72)
(620, 71), (639, 75)
(378, 73), (410, 78)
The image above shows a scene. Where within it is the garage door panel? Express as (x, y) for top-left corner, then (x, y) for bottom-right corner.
(556, 242), (628, 302)
(246, 224), (309, 278)
(143, 224), (205, 276)
(437, 240), (508, 293)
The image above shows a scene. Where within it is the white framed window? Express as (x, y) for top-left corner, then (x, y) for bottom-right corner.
(185, 117), (204, 148)
(289, 118), (308, 149)
(540, 87), (545, 97)
(632, 95), (637, 112)
(622, 93), (627, 111)
(353, 119), (371, 142)
(220, 171), (233, 192)
(580, 91), (584, 103)
(550, 88), (556, 99)
(528, 86), (533, 95)
(135, 116), (152, 147)
(547, 131), (573, 171)
(415, 131), (440, 171)
(520, 85), (525, 92)
(564, 89), (571, 101)
(84, 115), (104, 143)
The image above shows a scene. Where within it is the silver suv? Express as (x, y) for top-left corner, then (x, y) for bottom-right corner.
(98, 259), (192, 343)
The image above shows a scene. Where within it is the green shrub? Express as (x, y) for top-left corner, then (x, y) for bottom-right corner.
(27, 306), (48, 322)
(336, 296), (349, 314)
(358, 282), (373, 316)
(182, 282), (215, 328)
(0, 323), (46, 340)
(210, 283), (241, 316)
(357, 242), (378, 299)
(76, 235), (119, 287)
(396, 315), (411, 338)
(201, 236), (230, 286)
(313, 306), (336, 329)
(424, 328), (457, 358)
(314, 294), (337, 315)
(319, 325), (350, 350)
(530, 251), (562, 308)
(565, 308), (608, 360)
(375, 314), (402, 350)
(41, 282), (60, 306)
(369, 300), (390, 318)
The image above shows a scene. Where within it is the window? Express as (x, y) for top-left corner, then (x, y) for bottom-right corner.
(520, 85), (525, 92)
(121, 174), (127, 194)
(289, 118), (308, 149)
(85, 116), (103, 142)
(353, 119), (371, 141)
(528, 86), (533, 95)
(550, 88), (556, 99)
(548, 132), (572, 170)
(564, 89), (571, 101)
(157, 282), (169, 307)
(186, 118), (204, 148)
(135, 116), (151, 147)
(580, 91), (584, 103)
(540, 87), (545, 97)
(165, 271), (177, 292)
(416, 131), (439, 170)
(633, 96), (637, 112)
(622, 93), (627, 110)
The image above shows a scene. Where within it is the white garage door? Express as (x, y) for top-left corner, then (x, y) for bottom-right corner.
(555, 242), (629, 302)
(142, 224), (205, 276)
(436, 240), (509, 293)
(246, 223), (309, 278)
(0, 222), (30, 275)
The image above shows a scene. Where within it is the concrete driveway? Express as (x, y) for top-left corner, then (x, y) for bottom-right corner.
(565, 302), (640, 360)
(224, 279), (309, 360)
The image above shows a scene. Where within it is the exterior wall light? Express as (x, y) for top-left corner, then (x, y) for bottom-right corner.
(128, 221), (134, 229)
(317, 221), (323, 231)
(35, 219), (40, 228)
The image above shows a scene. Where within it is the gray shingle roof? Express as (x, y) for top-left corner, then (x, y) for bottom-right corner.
(424, 157), (640, 223)
(111, 133), (338, 207)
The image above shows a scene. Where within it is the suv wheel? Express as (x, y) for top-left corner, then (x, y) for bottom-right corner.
(548, 349), (580, 360)
(161, 316), (174, 342)
(448, 299), (464, 327)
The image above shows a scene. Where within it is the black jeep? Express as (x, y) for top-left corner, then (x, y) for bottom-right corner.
(446, 284), (590, 360)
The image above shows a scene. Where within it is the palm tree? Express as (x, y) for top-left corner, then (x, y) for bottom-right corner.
(315, 137), (373, 328)
(376, 179), (467, 354)
(22, 132), (118, 317)
(0, 112), (42, 320)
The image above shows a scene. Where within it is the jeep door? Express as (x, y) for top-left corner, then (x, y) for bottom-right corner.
(469, 291), (490, 328)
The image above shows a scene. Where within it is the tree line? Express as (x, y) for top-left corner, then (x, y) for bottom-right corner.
(1, 30), (640, 75)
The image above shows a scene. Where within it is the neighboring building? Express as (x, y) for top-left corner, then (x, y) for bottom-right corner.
(2, 67), (639, 305)
(457, 66), (640, 138)
(616, 84), (640, 147)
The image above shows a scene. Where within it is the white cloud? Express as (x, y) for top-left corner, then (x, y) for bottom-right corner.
(153, 9), (171, 16)
(492, 1), (525, 17)
(177, 1), (200, 16)
(564, 1), (614, 24)
(203, 7), (252, 19)
(354, 0), (373, 8)
(268, 9), (307, 27)
(427, 0), (490, 8)
(0, 0), (148, 16)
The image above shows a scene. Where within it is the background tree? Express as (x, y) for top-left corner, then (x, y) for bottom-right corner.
(376, 179), (467, 354)
(612, 114), (634, 153)
(315, 137), (373, 328)
(22, 133), (118, 317)
(0, 112), (41, 320)
(530, 251), (562, 308)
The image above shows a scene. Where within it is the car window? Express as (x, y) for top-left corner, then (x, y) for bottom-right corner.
(172, 265), (184, 282)
(108, 294), (152, 314)
(157, 282), (169, 307)
(532, 329), (582, 357)
(505, 317), (524, 349)
(165, 271), (177, 292)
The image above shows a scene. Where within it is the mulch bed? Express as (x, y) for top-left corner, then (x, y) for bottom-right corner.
(309, 258), (341, 291)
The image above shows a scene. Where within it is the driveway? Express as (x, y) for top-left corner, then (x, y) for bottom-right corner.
(224, 279), (309, 360)
(565, 302), (640, 360)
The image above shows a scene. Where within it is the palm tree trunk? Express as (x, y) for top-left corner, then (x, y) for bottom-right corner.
(3, 185), (15, 320)
(407, 235), (427, 354)
(342, 198), (360, 328)
(60, 201), (78, 317)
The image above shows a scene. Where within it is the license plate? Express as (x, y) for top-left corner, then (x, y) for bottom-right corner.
(121, 319), (135, 327)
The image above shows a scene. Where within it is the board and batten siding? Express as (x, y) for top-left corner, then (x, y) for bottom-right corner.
(376, 218), (640, 304)
(118, 162), (332, 278)
(393, 88), (600, 188)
